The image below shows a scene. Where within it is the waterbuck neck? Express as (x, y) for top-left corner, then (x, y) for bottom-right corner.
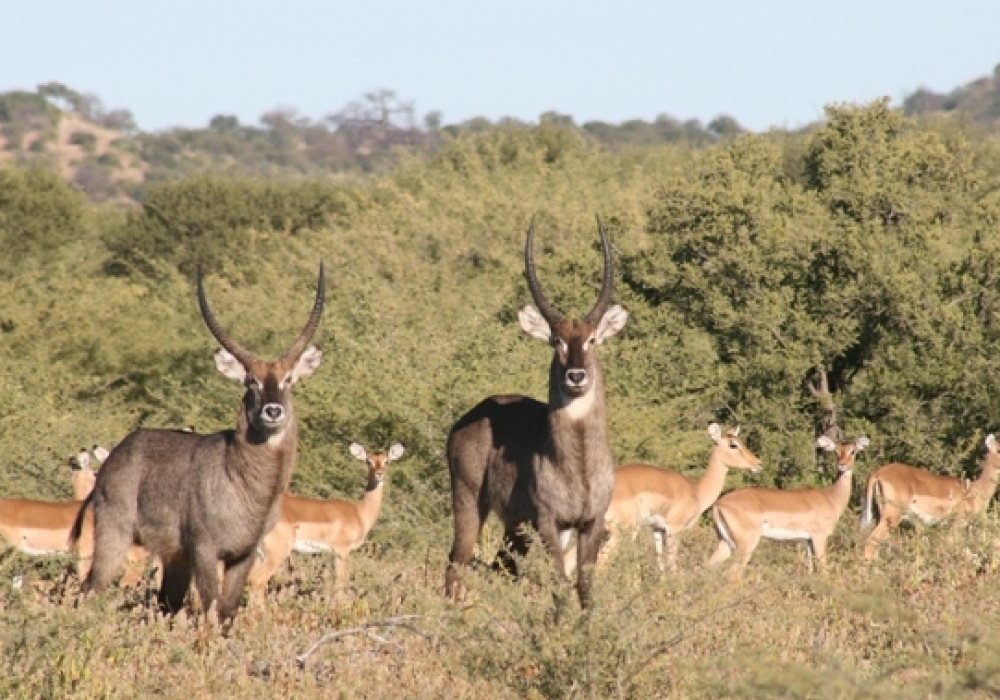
(230, 404), (299, 514)
(548, 357), (606, 424)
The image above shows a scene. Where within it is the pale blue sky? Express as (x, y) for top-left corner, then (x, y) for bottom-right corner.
(1, 1), (998, 132)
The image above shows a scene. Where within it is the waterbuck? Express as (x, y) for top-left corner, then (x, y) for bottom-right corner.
(71, 266), (325, 623)
(445, 217), (628, 608)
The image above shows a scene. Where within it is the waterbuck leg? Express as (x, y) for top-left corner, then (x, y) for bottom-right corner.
(445, 500), (486, 600)
(192, 547), (222, 617)
(574, 519), (605, 609)
(217, 553), (256, 622)
(157, 555), (192, 614)
(84, 508), (135, 594)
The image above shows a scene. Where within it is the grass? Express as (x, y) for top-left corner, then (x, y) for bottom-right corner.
(2, 512), (1000, 698)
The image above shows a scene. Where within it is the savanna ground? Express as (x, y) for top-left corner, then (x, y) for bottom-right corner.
(4, 99), (1000, 697)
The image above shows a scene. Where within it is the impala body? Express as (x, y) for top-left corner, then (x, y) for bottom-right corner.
(71, 267), (325, 623)
(566, 423), (761, 574)
(708, 436), (868, 581)
(446, 217), (628, 608)
(0, 450), (95, 562)
(248, 442), (404, 599)
(862, 433), (1000, 559)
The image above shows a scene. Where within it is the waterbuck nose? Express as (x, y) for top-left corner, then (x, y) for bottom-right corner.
(263, 404), (285, 422)
(566, 369), (587, 386)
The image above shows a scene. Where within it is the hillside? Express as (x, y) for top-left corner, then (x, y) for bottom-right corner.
(905, 63), (1000, 127)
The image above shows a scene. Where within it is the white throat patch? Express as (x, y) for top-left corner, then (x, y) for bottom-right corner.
(557, 388), (596, 421)
(266, 428), (287, 447)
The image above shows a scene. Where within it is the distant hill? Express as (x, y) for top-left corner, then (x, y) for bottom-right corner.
(904, 63), (1000, 127)
(0, 83), (743, 202)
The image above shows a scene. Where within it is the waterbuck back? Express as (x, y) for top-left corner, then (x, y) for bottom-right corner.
(72, 266), (325, 623)
(445, 217), (628, 608)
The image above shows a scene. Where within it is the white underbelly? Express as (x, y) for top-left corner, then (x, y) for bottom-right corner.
(19, 543), (64, 556)
(293, 540), (332, 555)
(761, 521), (810, 541)
(907, 509), (941, 525)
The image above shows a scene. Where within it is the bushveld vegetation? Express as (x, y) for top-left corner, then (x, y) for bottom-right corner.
(4, 95), (1000, 697)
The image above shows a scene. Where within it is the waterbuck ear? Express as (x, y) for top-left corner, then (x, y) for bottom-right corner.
(594, 305), (628, 344)
(290, 345), (323, 384)
(214, 349), (247, 383)
(816, 436), (837, 452)
(93, 445), (110, 464)
(707, 423), (722, 443)
(387, 443), (405, 462)
(349, 443), (368, 462)
(855, 436), (870, 451)
(518, 305), (552, 343)
(986, 434), (997, 452)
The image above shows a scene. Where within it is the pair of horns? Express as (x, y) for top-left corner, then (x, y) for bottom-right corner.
(198, 264), (326, 366)
(525, 215), (614, 326)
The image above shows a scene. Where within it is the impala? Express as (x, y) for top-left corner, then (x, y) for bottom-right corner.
(446, 217), (628, 608)
(0, 449), (95, 562)
(564, 423), (761, 574)
(247, 442), (404, 600)
(862, 433), (1000, 560)
(71, 266), (325, 623)
(708, 435), (869, 581)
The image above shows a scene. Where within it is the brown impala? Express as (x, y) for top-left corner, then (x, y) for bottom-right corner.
(248, 442), (404, 600)
(565, 423), (761, 574)
(445, 217), (628, 608)
(708, 435), (868, 581)
(862, 433), (1000, 559)
(71, 266), (325, 624)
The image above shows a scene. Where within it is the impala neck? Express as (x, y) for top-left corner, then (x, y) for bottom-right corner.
(356, 472), (386, 535)
(693, 447), (731, 511)
(828, 468), (854, 512)
(967, 450), (1000, 510)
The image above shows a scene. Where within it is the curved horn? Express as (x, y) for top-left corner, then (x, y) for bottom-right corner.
(282, 263), (326, 363)
(524, 217), (563, 326)
(198, 273), (257, 367)
(584, 214), (614, 324)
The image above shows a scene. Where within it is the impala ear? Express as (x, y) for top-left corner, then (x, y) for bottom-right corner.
(387, 443), (405, 462)
(72, 450), (89, 472)
(732, 425), (741, 437)
(816, 436), (837, 452)
(290, 345), (323, 384)
(855, 436), (870, 451)
(708, 423), (722, 443)
(214, 349), (247, 383)
(594, 305), (628, 344)
(93, 445), (110, 464)
(518, 305), (552, 343)
(986, 434), (997, 452)
(349, 443), (368, 462)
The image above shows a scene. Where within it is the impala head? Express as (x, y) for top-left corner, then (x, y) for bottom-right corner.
(817, 435), (869, 473)
(69, 448), (96, 500)
(707, 423), (762, 472)
(349, 442), (406, 486)
(517, 216), (628, 399)
(199, 265), (325, 439)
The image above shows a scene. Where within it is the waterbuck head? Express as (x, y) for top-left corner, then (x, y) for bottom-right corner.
(198, 265), (326, 441)
(816, 435), (869, 473)
(349, 442), (406, 487)
(517, 217), (628, 401)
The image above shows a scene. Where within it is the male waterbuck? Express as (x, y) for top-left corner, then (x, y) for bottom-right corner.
(445, 217), (628, 608)
(71, 266), (325, 623)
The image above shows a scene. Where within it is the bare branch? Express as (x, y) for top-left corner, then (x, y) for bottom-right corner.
(295, 615), (433, 668)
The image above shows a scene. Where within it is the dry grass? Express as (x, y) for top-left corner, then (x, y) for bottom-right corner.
(3, 512), (1000, 699)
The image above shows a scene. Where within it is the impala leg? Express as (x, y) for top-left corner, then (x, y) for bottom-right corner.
(864, 504), (901, 560)
(810, 536), (829, 574)
(119, 546), (148, 588)
(217, 554), (255, 624)
(247, 525), (292, 604)
(707, 540), (732, 566)
(157, 554), (192, 614)
(804, 540), (816, 573)
(334, 552), (350, 595)
(728, 530), (760, 583)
